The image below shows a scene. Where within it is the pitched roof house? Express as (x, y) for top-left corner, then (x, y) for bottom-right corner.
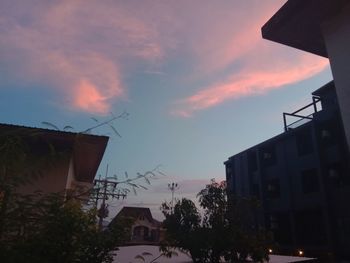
(110, 206), (164, 245)
(0, 123), (108, 197)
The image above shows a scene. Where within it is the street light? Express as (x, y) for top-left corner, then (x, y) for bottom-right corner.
(168, 182), (179, 213)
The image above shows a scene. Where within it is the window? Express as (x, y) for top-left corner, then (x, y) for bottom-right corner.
(266, 179), (280, 199)
(226, 162), (235, 181)
(328, 162), (349, 187)
(296, 128), (314, 156)
(318, 119), (340, 147)
(248, 150), (258, 171)
(269, 215), (278, 230)
(260, 145), (277, 166)
(251, 183), (260, 198)
(301, 169), (319, 194)
(269, 213), (292, 245)
(295, 209), (327, 245)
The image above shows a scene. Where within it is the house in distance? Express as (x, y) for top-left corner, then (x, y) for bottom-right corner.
(110, 206), (164, 245)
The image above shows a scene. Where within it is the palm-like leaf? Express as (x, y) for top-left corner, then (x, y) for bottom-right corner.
(41, 121), (60, 131)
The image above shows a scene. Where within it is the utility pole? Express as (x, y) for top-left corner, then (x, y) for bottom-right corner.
(94, 165), (127, 230)
(168, 182), (179, 214)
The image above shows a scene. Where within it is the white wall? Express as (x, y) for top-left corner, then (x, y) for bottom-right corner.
(322, 3), (350, 149)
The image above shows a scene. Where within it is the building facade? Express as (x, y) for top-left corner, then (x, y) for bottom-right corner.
(111, 206), (164, 245)
(225, 82), (350, 260)
(262, 0), (350, 161)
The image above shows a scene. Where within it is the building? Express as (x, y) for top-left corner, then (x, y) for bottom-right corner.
(225, 82), (350, 260)
(0, 123), (108, 197)
(262, 0), (350, 155)
(110, 206), (164, 245)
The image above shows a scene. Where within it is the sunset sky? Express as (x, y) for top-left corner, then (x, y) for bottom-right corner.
(0, 0), (333, 219)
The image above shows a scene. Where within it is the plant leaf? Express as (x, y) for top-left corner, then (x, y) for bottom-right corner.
(41, 121), (60, 131)
(144, 177), (151, 185)
(108, 124), (122, 138)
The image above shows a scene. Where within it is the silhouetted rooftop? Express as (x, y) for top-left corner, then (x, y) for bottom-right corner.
(262, 0), (349, 57)
(0, 123), (109, 183)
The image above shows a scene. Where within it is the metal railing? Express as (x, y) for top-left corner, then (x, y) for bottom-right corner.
(283, 96), (321, 132)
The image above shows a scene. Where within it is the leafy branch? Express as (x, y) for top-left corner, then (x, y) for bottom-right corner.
(41, 111), (129, 137)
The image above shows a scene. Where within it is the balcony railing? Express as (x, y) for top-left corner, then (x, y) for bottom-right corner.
(283, 96), (321, 132)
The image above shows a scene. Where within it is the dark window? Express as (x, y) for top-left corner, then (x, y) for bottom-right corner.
(301, 169), (319, 194)
(338, 217), (350, 247)
(296, 128), (314, 156)
(266, 179), (280, 199)
(295, 209), (327, 246)
(260, 145), (277, 166)
(248, 150), (258, 171)
(251, 183), (260, 198)
(226, 162), (235, 181)
(269, 213), (292, 245)
(318, 119), (340, 147)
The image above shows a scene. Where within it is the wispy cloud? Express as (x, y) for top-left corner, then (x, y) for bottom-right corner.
(0, 0), (166, 114)
(173, 50), (329, 117)
(1, 0), (327, 116)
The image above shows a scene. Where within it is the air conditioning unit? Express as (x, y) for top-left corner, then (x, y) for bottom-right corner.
(321, 129), (331, 138)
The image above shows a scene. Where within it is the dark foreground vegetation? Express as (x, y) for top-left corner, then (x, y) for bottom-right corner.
(160, 180), (272, 263)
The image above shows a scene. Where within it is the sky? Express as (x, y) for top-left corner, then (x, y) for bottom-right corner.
(0, 0), (333, 219)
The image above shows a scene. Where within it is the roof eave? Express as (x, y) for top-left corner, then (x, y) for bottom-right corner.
(261, 0), (349, 58)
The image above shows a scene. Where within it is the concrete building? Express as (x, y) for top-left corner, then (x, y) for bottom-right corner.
(0, 123), (108, 197)
(262, 0), (350, 153)
(225, 82), (350, 260)
(111, 207), (164, 245)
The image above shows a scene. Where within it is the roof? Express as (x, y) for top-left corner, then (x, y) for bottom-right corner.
(0, 123), (109, 183)
(115, 206), (154, 223)
(261, 0), (349, 57)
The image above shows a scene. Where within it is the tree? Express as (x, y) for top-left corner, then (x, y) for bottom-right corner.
(161, 179), (271, 263)
(0, 191), (132, 263)
(0, 116), (161, 262)
(161, 198), (208, 263)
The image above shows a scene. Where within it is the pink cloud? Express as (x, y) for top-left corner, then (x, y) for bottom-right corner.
(2, 0), (327, 117)
(0, 1), (166, 114)
(174, 54), (329, 116)
(73, 79), (109, 114)
(182, 1), (286, 75)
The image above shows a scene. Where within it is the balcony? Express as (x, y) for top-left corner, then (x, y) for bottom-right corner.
(283, 96), (321, 132)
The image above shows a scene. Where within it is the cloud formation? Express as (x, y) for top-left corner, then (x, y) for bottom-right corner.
(0, 0), (166, 113)
(174, 54), (329, 116)
(1, 0), (328, 115)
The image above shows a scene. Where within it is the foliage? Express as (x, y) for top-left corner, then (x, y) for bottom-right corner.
(0, 192), (131, 263)
(161, 198), (204, 262)
(0, 116), (153, 263)
(160, 179), (271, 263)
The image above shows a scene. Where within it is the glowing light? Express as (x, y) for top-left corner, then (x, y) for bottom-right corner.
(298, 250), (304, 256)
(268, 249), (273, 254)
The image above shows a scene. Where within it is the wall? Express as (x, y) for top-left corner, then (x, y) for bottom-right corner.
(322, 3), (350, 151)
